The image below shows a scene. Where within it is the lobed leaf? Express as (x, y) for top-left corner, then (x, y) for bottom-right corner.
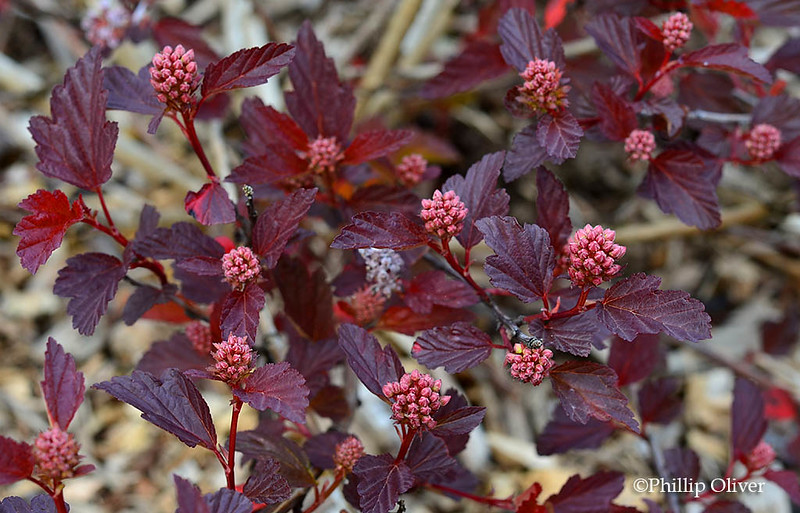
(752, 94), (800, 141)
(664, 447), (700, 481)
(239, 98), (307, 156)
(0, 436), (34, 485)
(498, 8), (564, 71)
(201, 43), (295, 98)
(430, 404), (486, 438)
(227, 147), (308, 185)
(638, 377), (682, 425)
(376, 305), (474, 335)
(591, 83), (638, 141)
(763, 469), (800, 505)
(403, 271), (479, 315)
(103, 65), (163, 116)
(504, 125), (549, 181)
(204, 488), (253, 513)
(584, 14), (642, 79)
(337, 324), (404, 398)
(537, 407), (615, 455)
(136, 332), (214, 377)
(133, 221), (224, 261)
(0, 495), (57, 513)
(184, 182), (236, 226)
(529, 312), (598, 357)
(421, 40), (509, 99)
(303, 431), (350, 470)
(123, 284), (179, 325)
(174, 475), (210, 513)
(41, 338), (85, 430)
(236, 427), (315, 487)
(242, 458), (291, 504)
(343, 129), (414, 165)
(777, 136), (800, 178)
(607, 334), (661, 386)
(235, 363), (309, 424)
(405, 433), (460, 483)
(253, 188), (316, 268)
(354, 455), (414, 513)
(536, 112), (583, 162)
(275, 258), (335, 341)
(731, 377), (766, 459)
(535, 166), (572, 251)
(412, 322), (493, 373)
(330, 211), (429, 250)
(219, 283), (265, 343)
(545, 471), (625, 513)
(680, 43), (772, 84)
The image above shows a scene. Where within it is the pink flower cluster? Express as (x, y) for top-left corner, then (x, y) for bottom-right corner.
(149, 44), (198, 108)
(519, 58), (568, 113)
(420, 190), (468, 239)
(567, 224), (626, 287)
(81, 0), (130, 49)
(211, 334), (255, 385)
(746, 124), (782, 161)
(33, 427), (81, 486)
(306, 136), (344, 175)
(383, 370), (451, 430)
(186, 321), (213, 355)
(624, 129), (656, 162)
(222, 246), (261, 289)
(333, 436), (365, 472)
(743, 440), (776, 471)
(504, 343), (554, 386)
(349, 286), (387, 326)
(661, 12), (692, 52)
(396, 154), (427, 185)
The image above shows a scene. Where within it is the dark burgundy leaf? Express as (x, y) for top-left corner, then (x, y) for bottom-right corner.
(664, 447), (700, 480)
(537, 112), (583, 162)
(348, 185), (420, 215)
(337, 324), (404, 398)
(477, 216), (554, 302)
(133, 222), (224, 260)
(343, 130), (414, 165)
(591, 83), (638, 141)
(498, 8), (564, 72)
(0, 495), (58, 513)
(220, 283), (265, 342)
(638, 377), (682, 425)
(504, 125), (549, 181)
(309, 385), (350, 422)
(763, 469), (800, 505)
(14, 189), (83, 274)
(304, 431), (350, 470)
(174, 475), (210, 513)
(537, 407), (615, 455)
(597, 273), (712, 342)
(640, 97), (687, 138)
(703, 500), (751, 513)
(41, 338), (84, 430)
(185, 182), (236, 226)
(354, 454), (414, 513)
(584, 14), (642, 78)
(529, 311), (600, 357)
(607, 334), (661, 386)
(545, 471), (625, 513)
(777, 135), (800, 177)
(275, 258), (335, 341)
(550, 361), (639, 433)
(28, 47), (117, 190)
(680, 44), (772, 83)
(92, 369), (217, 450)
(174, 265), (229, 305)
(285, 333), (344, 395)
(403, 271), (479, 314)
(330, 211), (429, 250)
(431, 404), (486, 438)
(253, 188), (316, 268)
(242, 458), (291, 504)
(134, 204), (160, 243)
(175, 257), (223, 277)
(634, 16), (663, 41)
(239, 98), (307, 156)
(731, 377), (766, 459)
(103, 65), (163, 116)
(444, 151), (510, 249)
(0, 437), (34, 485)
(236, 427), (315, 487)
(123, 284), (178, 325)
(406, 432), (459, 483)
(286, 21), (355, 141)
(377, 305), (474, 335)
(535, 166), (572, 250)
(136, 332), (214, 376)
(204, 488), (253, 513)
(421, 40), (509, 99)
(53, 252), (127, 335)
(152, 18), (219, 69)
(766, 37), (800, 74)
(201, 43), (294, 98)
(226, 148), (308, 185)
(412, 322), (492, 373)
(234, 363), (309, 424)
(751, 94), (800, 141)
(761, 305), (800, 356)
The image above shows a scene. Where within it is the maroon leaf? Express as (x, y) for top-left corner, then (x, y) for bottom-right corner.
(444, 151), (510, 249)
(201, 43), (295, 98)
(14, 189), (84, 274)
(535, 167), (572, 251)
(136, 332), (214, 376)
(545, 471), (625, 513)
(152, 18), (219, 69)
(337, 324), (404, 398)
(591, 83), (638, 141)
(0, 495), (57, 513)
(175, 475), (210, 513)
(421, 40), (509, 99)
(205, 488), (253, 513)
(498, 8), (564, 72)
(236, 426), (315, 487)
(596, 273), (712, 342)
(28, 47), (117, 190)
(239, 98), (307, 156)
(412, 322), (493, 373)
(731, 377), (766, 459)
(41, 338), (84, 430)
(403, 271), (480, 314)
(777, 136), (800, 178)
(680, 44), (772, 84)
(537, 407), (615, 455)
(132, 222), (224, 261)
(92, 369), (217, 450)
(377, 305), (474, 335)
(550, 361), (639, 433)
(123, 284), (178, 325)
(284, 333), (344, 396)
(536, 112), (583, 162)
(253, 188), (316, 268)
(354, 455), (414, 513)
(431, 408), (486, 444)
(304, 431), (350, 470)
(664, 447), (699, 480)
(330, 211), (429, 250)
(226, 148), (308, 185)
(640, 97), (687, 138)
(220, 283), (265, 342)
(348, 185), (421, 215)
(103, 65), (163, 116)
(53, 252), (127, 335)
(761, 304), (800, 356)
(343, 129), (413, 165)
(175, 257), (223, 277)
(584, 14), (642, 78)
(638, 377), (682, 425)
(185, 182), (236, 226)
(406, 433), (459, 483)
(766, 37), (800, 74)
(607, 334), (661, 386)
(476, 216), (554, 302)
(529, 312), (598, 357)
(286, 21), (355, 141)
(235, 363), (309, 424)
(0, 436), (34, 485)
(505, 125), (549, 181)
(242, 458), (291, 504)
(763, 469), (800, 505)
(275, 258), (335, 341)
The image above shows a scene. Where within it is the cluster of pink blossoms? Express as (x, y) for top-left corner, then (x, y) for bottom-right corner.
(333, 436), (365, 473)
(186, 321), (213, 355)
(306, 136), (344, 175)
(746, 124), (782, 161)
(661, 12), (693, 52)
(567, 224), (626, 287)
(211, 334), (255, 385)
(149, 44), (198, 108)
(383, 370), (451, 430)
(222, 246), (261, 289)
(504, 343), (554, 386)
(349, 286), (387, 326)
(624, 129), (656, 162)
(81, 0), (130, 49)
(33, 427), (82, 487)
(518, 58), (569, 113)
(420, 190), (468, 239)
(743, 440), (776, 471)
(396, 154), (428, 186)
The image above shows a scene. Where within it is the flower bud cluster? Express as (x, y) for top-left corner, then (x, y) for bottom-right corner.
(306, 136), (344, 175)
(743, 441), (776, 471)
(746, 124), (782, 161)
(333, 436), (365, 472)
(186, 321), (213, 355)
(420, 190), (468, 239)
(396, 154), (427, 185)
(517, 58), (569, 114)
(211, 334), (255, 385)
(359, 248), (403, 297)
(624, 129), (656, 162)
(33, 427), (81, 486)
(567, 224), (626, 287)
(349, 286), (387, 326)
(383, 370), (451, 430)
(662, 12), (692, 52)
(504, 343), (554, 386)
(222, 246), (261, 289)
(81, 0), (130, 49)
(149, 44), (198, 108)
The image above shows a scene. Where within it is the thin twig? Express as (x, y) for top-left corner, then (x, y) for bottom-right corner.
(686, 110), (751, 124)
(647, 428), (683, 513)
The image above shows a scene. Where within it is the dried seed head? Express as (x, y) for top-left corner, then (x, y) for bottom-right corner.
(149, 44), (198, 109)
(420, 190), (468, 240)
(505, 343), (554, 386)
(567, 224), (626, 287)
(624, 129), (657, 162)
(746, 123), (782, 161)
(382, 370), (451, 430)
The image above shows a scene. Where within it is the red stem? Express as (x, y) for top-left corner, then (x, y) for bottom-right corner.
(426, 483), (514, 509)
(180, 111), (217, 180)
(394, 427), (417, 464)
(634, 61), (680, 101)
(226, 397), (244, 489)
(301, 471), (345, 513)
(52, 490), (68, 513)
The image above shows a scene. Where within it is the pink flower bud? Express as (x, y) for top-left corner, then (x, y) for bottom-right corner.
(746, 123), (782, 161)
(662, 12), (692, 52)
(420, 190), (468, 240)
(396, 154), (428, 186)
(567, 224), (626, 287)
(349, 286), (387, 326)
(505, 343), (554, 386)
(333, 436), (365, 472)
(149, 44), (198, 109)
(744, 440), (776, 471)
(186, 321), (213, 355)
(211, 334), (255, 386)
(383, 370), (450, 430)
(81, 0), (131, 49)
(33, 427), (81, 486)
(305, 136), (344, 175)
(222, 246), (261, 290)
(624, 129), (656, 162)
(516, 58), (570, 114)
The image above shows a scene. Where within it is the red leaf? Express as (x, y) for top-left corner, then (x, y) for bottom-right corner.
(505, 125), (549, 181)
(763, 469), (800, 505)
(14, 189), (83, 274)
(777, 135), (800, 178)
(761, 304), (800, 356)
(235, 363), (309, 424)
(444, 151), (510, 249)
(152, 18), (220, 69)
(227, 147), (308, 185)
(544, 0), (576, 28)
(536, 111), (583, 162)
(103, 65), (163, 117)
(304, 432), (350, 470)
(354, 455), (414, 513)
(275, 258), (335, 341)
(537, 407), (614, 455)
(403, 271), (479, 314)
(253, 188), (316, 268)
(498, 8), (565, 72)
(529, 312), (599, 357)
(236, 428), (315, 487)
(201, 43), (295, 98)
(550, 361), (639, 433)
(0, 436), (34, 485)
(607, 334), (661, 386)
(185, 182), (236, 226)
(421, 40), (509, 99)
(330, 211), (429, 250)
(431, 402), (486, 438)
(596, 273), (712, 342)
(752, 94), (800, 141)
(731, 378), (766, 459)
(337, 324), (405, 398)
(591, 83), (638, 141)
(123, 284), (178, 325)
(664, 447), (700, 480)
(220, 283), (265, 342)
(476, 216), (555, 303)
(41, 338), (85, 430)
(284, 334), (344, 396)
(545, 471), (625, 512)
(377, 305), (474, 335)
(701, 0), (757, 18)
(28, 47), (117, 190)
(763, 386), (797, 420)
(640, 98), (687, 139)
(412, 322), (493, 373)
(766, 37), (800, 75)
(638, 377), (682, 425)
(174, 475), (211, 513)
(703, 500), (750, 513)
(747, 0), (800, 27)
(343, 129), (413, 165)
(515, 481), (547, 513)
(406, 433), (459, 482)
(584, 14), (642, 79)
(680, 44), (772, 83)
(136, 332), (214, 377)
(535, 167), (572, 251)
(242, 458), (291, 505)
(53, 252), (128, 335)
(239, 98), (307, 156)
(132, 221), (224, 261)
(349, 185), (421, 215)
(92, 369), (218, 450)
(633, 17), (664, 42)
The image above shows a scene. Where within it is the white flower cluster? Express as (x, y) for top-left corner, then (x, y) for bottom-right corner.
(359, 248), (403, 297)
